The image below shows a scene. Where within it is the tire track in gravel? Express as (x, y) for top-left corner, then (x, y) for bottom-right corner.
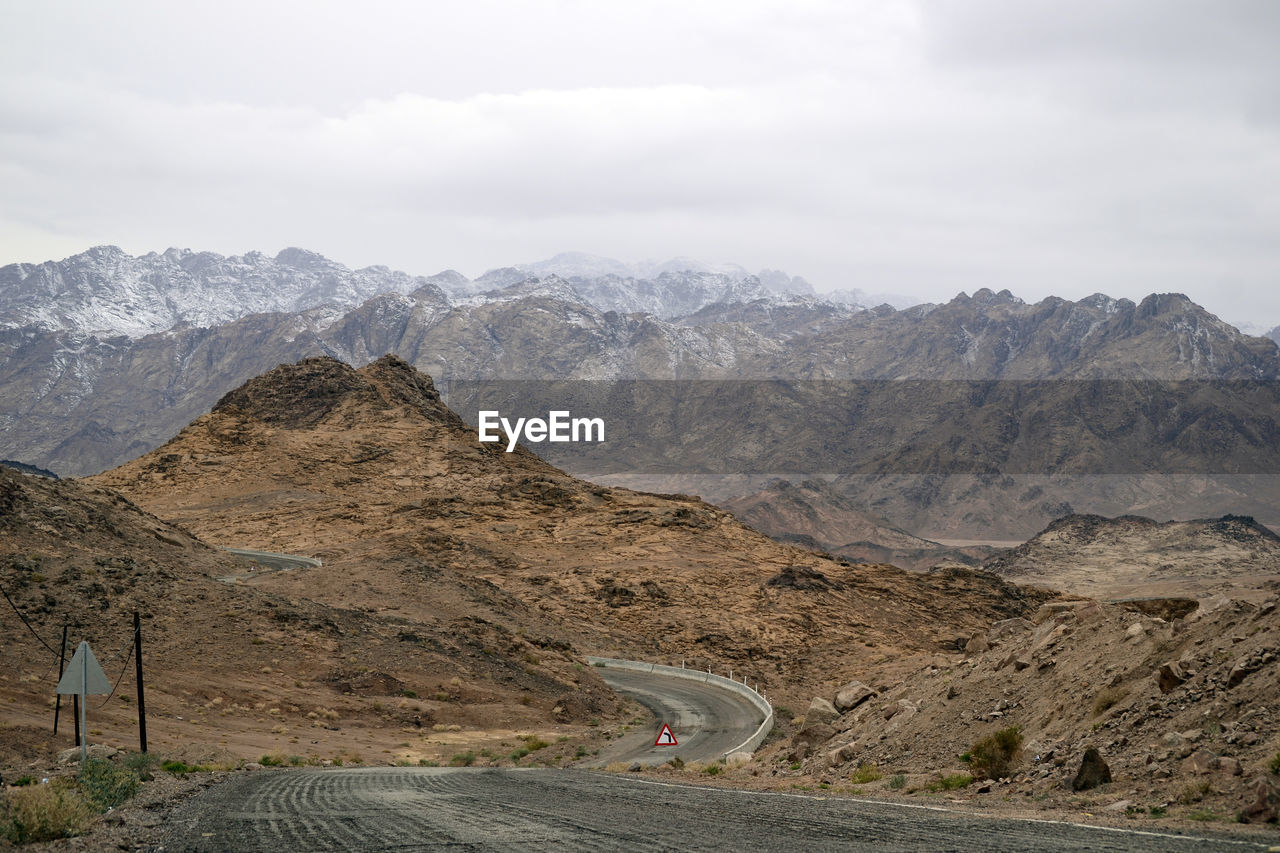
(160, 768), (1268, 852)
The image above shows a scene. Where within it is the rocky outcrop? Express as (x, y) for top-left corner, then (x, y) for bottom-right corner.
(1071, 748), (1111, 791)
(833, 681), (877, 713)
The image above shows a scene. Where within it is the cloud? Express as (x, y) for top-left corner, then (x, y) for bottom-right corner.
(0, 1), (1277, 327)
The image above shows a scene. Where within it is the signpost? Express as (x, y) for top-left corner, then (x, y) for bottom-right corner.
(55, 641), (111, 764)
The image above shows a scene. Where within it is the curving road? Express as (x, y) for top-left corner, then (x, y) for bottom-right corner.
(216, 547), (322, 582)
(587, 668), (765, 767)
(159, 767), (1266, 852)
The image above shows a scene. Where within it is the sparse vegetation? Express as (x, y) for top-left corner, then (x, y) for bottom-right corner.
(889, 774), (906, 790)
(667, 756), (684, 770)
(123, 752), (160, 781)
(926, 774), (974, 791)
(1270, 751), (1280, 775)
(702, 763), (721, 776)
(260, 753), (285, 767)
(1178, 779), (1213, 804)
(77, 757), (140, 811)
(449, 751), (476, 767)
(0, 783), (96, 844)
(968, 725), (1022, 780)
(161, 759), (210, 776)
(849, 764), (882, 784)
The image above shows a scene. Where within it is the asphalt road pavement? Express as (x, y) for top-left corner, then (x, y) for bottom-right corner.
(587, 667), (765, 767)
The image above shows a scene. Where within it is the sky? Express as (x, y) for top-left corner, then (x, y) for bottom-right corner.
(1, 1), (1278, 328)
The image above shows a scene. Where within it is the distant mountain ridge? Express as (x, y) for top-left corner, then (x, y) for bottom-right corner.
(982, 512), (1280, 600)
(0, 246), (836, 338)
(2, 244), (1278, 543)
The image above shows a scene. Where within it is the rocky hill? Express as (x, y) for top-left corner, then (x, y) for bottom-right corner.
(760, 594), (1280, 826)
(983, 513), (1280, 602)
(87, 356), (1044, 684)
(720, 480), (997, 571)
(0, 463), (613, 771)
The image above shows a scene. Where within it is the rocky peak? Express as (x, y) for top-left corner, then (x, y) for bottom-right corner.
(211, 357), (372, 427)
(274, 247), (334, 270)
(210, 355), (455, 430)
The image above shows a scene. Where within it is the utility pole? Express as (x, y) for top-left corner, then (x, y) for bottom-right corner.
(134, 611), (147, 753)
(53, 625), (67, 735)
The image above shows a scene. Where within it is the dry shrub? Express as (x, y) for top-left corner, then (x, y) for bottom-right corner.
(1, 784), (96, 844)
(969, 725), (1023, 780)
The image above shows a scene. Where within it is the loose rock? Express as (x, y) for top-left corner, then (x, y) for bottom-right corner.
(1071, 748), (1111, 791)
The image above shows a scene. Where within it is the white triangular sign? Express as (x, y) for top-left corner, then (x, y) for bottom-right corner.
(57, 641), (112, 695)
(654, 723), (678, 746)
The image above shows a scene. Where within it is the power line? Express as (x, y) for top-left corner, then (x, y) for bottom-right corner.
(99, 634), (135, 665)
(97, 638), (135, 709)
(0, 581), (59, 656)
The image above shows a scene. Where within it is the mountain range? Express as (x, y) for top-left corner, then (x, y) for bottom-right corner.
(2, 245), (1278, 544)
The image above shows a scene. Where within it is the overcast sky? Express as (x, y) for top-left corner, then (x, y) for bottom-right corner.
(2, 1), (1277, 327)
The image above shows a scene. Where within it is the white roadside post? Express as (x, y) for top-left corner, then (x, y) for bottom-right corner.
(55, 641), (112, 765)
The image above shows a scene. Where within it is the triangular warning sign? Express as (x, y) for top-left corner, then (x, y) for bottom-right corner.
(57, 641), (112, 695)
(654, 723), (678, 746)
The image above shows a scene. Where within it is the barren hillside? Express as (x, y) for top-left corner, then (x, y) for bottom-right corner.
(984, 513), (1280, 601)
(0, 464), (617, 770)
(89, 356), (1045, 687)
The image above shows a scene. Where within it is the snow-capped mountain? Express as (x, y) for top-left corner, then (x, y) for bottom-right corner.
(0, 245), (447, 338)
(0, 247), (831, 338)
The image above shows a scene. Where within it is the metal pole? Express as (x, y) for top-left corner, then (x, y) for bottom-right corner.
(79, 642), (88, 764)
(72, 693), (80, 745)
(53, 625), (67, 735)
(134, 612), (147, 753)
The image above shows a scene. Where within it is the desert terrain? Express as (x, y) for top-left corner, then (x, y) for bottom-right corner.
(3, 355), (1278, 845)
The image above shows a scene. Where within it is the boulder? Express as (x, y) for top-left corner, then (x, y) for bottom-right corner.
(725, 752), (753, 767)
(882, 699), (916, 721)
(1161, 731), (1195, 759)
(964, 632), (989, 655)
(1240, 775), (1280, 824)
(1156, 662), (1186, 694)
(57, 744), (119, 765)
(1185, 749), (1218, 776)
(791, 723), (836, 749)
(1228, 659), (1260, 688)
(987, 617), (1033, 643)
(1184, 749), (1243, 777)
(826, 742), (859, 768)
(807, 697), (839, 725)
(885, 700), (917, 730)
(833, 681), (877, 713)
(1071, 748), (1111, 791)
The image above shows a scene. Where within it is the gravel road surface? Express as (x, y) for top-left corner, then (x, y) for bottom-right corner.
(158, 767), (1268, 852)
(587, 668), (765, 766)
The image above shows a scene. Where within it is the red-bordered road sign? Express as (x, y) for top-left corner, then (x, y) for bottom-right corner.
(654, 723), (678, 746)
